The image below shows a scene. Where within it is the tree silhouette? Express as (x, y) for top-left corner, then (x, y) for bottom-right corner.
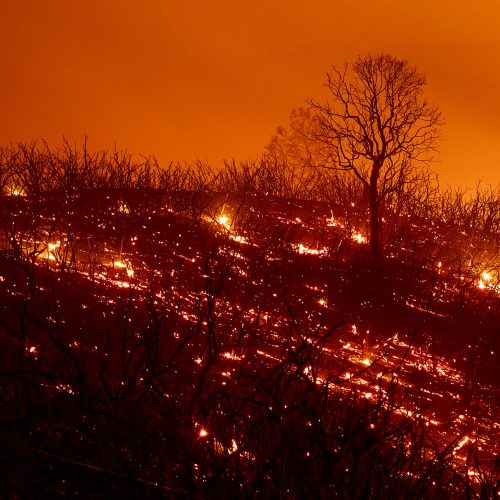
(309, 54), (442, 267)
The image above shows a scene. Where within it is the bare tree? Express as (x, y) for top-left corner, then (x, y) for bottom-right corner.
(309, 54), (442, 267)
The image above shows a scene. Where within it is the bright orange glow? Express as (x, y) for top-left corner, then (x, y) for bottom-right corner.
(223, 352), (243, 361)
(118, 202), (130, 214)
(351, 232), (368, 244)
(113, 260), (134, 277)
(9, 187), (26, 197)
(293, 243), (328, 256)
(477, 270), (499, 293)
(1, 2), (499, 187)
(217, 214), (231, 231)
(481, 271), (493, 282)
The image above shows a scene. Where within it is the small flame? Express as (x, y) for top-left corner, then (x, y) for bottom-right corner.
(27, 345), (38, 355)
(217, 214), (231, 231)
(48, 242), (60, 252)
(229, 234), (249, 244)
(326, 211), (339, 227)
(293, 243), (327, 256)
(453, 435), (472, 452)
(118, 201), (130, 214)
(223, 352), (243, 361)
(351, 232), (367, 244)
(9, 187), (26, 196)
(43, 241), (61, 261)
(230, 439), (238, 453)
(481, 271), (492, 282)
(113, 259), (134, 278)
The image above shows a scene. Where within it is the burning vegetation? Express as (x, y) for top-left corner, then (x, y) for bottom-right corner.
(0, 140), (499, 497)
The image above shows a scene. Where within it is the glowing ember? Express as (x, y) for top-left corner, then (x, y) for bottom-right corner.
(199, 428), (208, 438)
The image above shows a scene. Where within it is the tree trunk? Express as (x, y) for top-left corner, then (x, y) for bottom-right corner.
(369, 163), (382, 269)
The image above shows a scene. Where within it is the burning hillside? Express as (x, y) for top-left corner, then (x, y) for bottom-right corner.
(0, 163), (498, 496)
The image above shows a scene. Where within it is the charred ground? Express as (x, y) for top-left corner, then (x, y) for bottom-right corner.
(0, 146), (499, 497)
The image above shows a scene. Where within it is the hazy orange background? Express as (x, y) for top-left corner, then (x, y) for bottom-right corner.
(1, 0), (499, 187)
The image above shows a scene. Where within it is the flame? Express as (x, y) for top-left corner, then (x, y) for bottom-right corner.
(217, 214), (231, 231)
(223, 352), (243, 361)
(477, 270), (499, 293)
(293, 243), (328, 256)
(40, 241), (61, 261)
(453, 435), (473, 452)
(27, 345), (38, 355)
(118, 201), (130, 214)
(229, 234), (249, 244)
(112, 259), (134, 279)
(326, 211), (340, 227)
(230, 439), (238, 453)
(481, 271), (492, 282)
(351, 232), (367, 244)
(9, 187), (26, 196)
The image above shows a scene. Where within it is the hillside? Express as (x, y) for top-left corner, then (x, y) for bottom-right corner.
(0, 183), (498, 497)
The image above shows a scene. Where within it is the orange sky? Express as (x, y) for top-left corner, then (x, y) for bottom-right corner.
(1, 0), (499, 187)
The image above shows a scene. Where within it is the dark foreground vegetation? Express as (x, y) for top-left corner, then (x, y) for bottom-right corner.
(0, 141), (499, 498)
